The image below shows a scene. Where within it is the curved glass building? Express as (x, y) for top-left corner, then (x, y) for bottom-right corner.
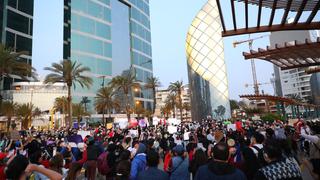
(186, 0), (230, 120)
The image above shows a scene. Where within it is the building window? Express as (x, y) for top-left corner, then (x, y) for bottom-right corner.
(7, 10), (30, 34)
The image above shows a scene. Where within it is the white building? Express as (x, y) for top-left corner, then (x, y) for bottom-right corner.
(3, 82), (67, 111)
(155, 85), (191, 120)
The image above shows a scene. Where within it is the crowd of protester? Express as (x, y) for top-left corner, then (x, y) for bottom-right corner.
(0, 118), (319, 180)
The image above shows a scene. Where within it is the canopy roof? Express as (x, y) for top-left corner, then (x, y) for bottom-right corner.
(305, 66), (320, 74)
(216, 0), (320, 37)
(240, 94), (319, 107)
(242, 37), (320, 70)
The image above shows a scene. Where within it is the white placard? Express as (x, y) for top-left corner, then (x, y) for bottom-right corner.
(227, 124), (236, 131)
(168, 126), (177, 134)
(184, 132), (190, 141)
(129, 130), (138, 137)
(78, 131), (91, 139)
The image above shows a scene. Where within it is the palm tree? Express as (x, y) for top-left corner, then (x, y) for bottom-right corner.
(165, 93), (177, 118)
(80, 96), (91, 112)
(16, 103), (39, 129)
(109, 71), (140, 122)
(182, 102), (191, 119)
(0, 44), (36, 102)
(1, 101), (17, 132)
(95, 86), (120, 125)
(54, 96), (68, 126)
(72, 103), (89, 126)
(168, 81), (184, 119)
(161, 103), (172, 118)
(44, 59), (93, 126)
(145, 77), (161, 115)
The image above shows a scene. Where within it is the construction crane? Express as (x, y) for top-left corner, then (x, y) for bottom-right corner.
(233, 34), (269, 95)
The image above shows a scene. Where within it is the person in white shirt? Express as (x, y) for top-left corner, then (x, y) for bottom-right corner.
(250, 132), (264, 157)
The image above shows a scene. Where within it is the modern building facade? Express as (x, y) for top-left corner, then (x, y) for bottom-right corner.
(63, 0), (153, 113)
(310, 73), (320, 105)
(186, 0), (231, 120)
(270, 30), (315, 101)
(4, 81), (67, 111)
(155, 85), (191, 120)
(0, 0), (34, 90)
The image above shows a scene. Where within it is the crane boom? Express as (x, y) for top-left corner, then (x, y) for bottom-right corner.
(233, 34), (269, 95)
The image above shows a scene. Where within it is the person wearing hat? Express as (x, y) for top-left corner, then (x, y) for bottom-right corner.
(170, 145), (189, 180)
(86, 136), (100, 180)
(130, 143), (147, 180)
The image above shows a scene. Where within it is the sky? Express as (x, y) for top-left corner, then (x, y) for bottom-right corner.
(33, 0), (280, 100)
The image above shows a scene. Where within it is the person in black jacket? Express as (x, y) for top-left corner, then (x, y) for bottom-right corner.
(195, 142), (246, 180)
(86, 136), (100, 180)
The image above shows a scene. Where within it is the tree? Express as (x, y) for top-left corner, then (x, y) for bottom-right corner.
(161, 104), (172, 119)
(44, 59), (93, 127)
(16, 103), (40, 129)
(95, 86), (120, 125)
(109, 70), (140, 122)
(72, 103), (89, 126)
(182, 102), (191, 119)
(80, 96), (91, 112)
(214, 105), (226, 119)
(0, 44), (36, 103)
(145, 77), (161, 115)
(1, 101), (17, 132)
(168, 81), (184, 120)
(229, 100), (239, 112)
(244, 108), (263, 116)
(54, 96), (68, 127)
(165, 93), (177, 118)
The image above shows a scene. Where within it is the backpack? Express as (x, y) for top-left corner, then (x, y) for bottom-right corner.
(97, 152), (111, 175)
(252, 145), (267, 166)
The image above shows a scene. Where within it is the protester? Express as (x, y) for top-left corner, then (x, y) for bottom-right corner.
(137, 150), (169, 180)
(1, 117), (318, 180)
(189, 148), (208, 178)
(254, 139), (302, 180)
(170, 145), (189, 180)
(194, 142), (247, 180)
(65, 162), (83, 180)
(130, 143), (147, 180)
(6, 154), (63, 180)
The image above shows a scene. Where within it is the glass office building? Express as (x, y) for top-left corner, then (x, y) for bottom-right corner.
(64, 0), (153, 112)
(0, 0), (34, 91)
(186, 0), (231, 120)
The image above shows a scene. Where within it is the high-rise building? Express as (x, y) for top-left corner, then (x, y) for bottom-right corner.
(0, 0), (34, 90)
(155, 85), (191, 120)
(270, 30), (315, 102)
(63, 0), (153, 112)
(186, 0), (231, 121)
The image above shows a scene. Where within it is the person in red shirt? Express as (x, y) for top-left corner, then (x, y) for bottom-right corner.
(0, 153), (7, 180)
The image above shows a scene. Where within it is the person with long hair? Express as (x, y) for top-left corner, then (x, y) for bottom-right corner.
(49, 153), (68, 178)
(65, 163), (83, 180)
(240, 147), (260, 180)
(189, 149), (208, 178)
